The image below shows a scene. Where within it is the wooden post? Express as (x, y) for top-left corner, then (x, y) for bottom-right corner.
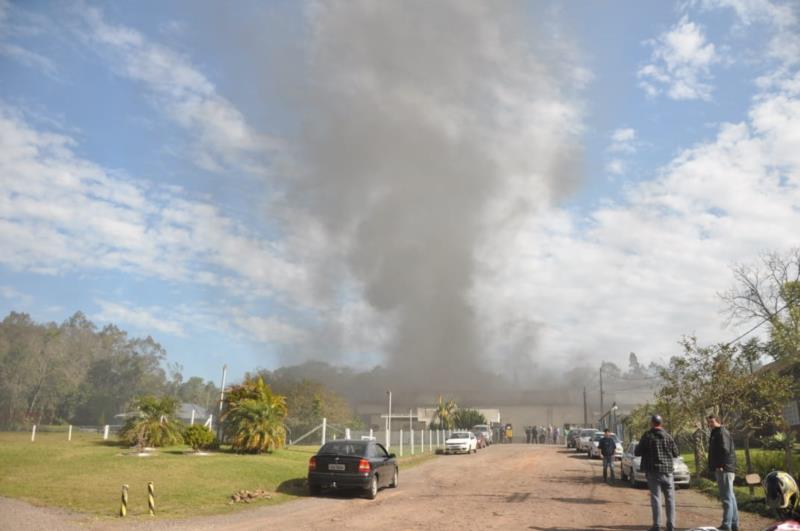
(68, 425), (72, 442)
(31, 425), (36, 442)
(400, 429), (404, 457)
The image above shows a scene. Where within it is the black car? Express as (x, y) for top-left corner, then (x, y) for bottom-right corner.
(308, 440), (398, 499)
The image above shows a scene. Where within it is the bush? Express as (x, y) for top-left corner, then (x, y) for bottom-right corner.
(759, 432), (787, 451)
(184, 424), (216, 451)
(750, 450), (786, 477)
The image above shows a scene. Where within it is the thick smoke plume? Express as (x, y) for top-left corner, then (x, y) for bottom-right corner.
(291, 1), (584, 396)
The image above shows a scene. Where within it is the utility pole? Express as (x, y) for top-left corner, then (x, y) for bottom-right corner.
(217, 364), (227, 441)
(583, 386), (588, 426)
(599, 363), (605, 422)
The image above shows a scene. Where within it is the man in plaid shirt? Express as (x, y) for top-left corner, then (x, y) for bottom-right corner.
(635, 414), (679, 531)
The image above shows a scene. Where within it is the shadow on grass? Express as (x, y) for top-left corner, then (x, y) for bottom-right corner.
(276, 478), (309, 497)
(90, 439), (127, 448)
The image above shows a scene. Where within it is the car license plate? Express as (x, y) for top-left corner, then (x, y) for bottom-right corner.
(328, 464), (345, 471)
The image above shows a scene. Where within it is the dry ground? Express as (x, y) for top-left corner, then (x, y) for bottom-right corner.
(0, 444), (776, 530)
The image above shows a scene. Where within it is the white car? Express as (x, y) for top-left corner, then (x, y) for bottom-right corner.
(445, 431), (478, 454)
(588, 432), (623, 459)
(576, 429), (599, 452)
(620, 442), (691, 488)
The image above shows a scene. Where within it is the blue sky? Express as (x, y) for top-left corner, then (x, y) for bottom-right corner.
(2, 0), (799, 384)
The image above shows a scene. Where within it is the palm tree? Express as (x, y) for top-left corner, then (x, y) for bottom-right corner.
(119, 395), (184, 450)
(430, 395), (457, 430)
(222, 377), (287, 453)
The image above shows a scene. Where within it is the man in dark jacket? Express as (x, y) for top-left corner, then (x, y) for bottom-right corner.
(707, 414), (739, 531)
(598, 428), (617, 482)
(635, 415), (679, 531)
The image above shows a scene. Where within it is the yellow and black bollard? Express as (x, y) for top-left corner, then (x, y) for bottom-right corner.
(147, 481), (155, 516)
(119, 484), (128, 517)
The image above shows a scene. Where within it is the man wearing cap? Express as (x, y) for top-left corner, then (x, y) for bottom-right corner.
(635, 415), (679, 531)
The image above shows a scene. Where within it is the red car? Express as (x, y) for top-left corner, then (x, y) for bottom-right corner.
(472, 431), (487, 449)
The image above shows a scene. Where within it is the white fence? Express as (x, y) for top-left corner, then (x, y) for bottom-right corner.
(289, 419), (459, 456)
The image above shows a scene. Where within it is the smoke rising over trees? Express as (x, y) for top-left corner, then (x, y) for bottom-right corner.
(284, 1), (585, 390)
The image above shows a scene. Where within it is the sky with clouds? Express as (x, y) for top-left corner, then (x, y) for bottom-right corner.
(1, 0), (798, 384)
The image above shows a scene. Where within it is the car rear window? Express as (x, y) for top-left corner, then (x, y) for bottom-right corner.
(318, 442), (367, 456)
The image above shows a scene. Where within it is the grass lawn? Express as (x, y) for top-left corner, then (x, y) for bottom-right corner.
(681, 448), (800, 516)
(0, 431), (437, 520)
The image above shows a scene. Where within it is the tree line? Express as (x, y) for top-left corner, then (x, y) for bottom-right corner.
(0, 311), (219, 428)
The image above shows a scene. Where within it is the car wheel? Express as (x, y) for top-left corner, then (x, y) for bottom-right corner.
(389, 468), (398, 488)
(366, 475), (378, 499)
(308, 483), (321, 496)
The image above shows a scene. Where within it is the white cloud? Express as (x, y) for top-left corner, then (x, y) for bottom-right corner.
(94, 299), (186, 337)
(606, 158), (626, 175)
(0, 285), (33, 306)
(639, 16), (719, 100)
(701, 0), (799, 67)
(605, 128), (637, 176)
(0, 103), (312, 306)
(474, 76), (800, 372)
(78, 6), (281, 176)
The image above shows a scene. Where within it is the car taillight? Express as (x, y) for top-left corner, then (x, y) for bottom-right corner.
(358, 458), (370, 474)
(309, 456), (316, 471)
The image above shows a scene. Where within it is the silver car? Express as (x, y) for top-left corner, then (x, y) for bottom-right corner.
(472, 424), (493, 445)
(576, 429), (599, 453)
(620, 442), (691, 488)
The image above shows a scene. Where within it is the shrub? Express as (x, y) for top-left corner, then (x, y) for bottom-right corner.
(750, 450), (786, 477)
(119, 395), (184, 449)
(759, 432), (787, 451)
(184, 424), (216, 451)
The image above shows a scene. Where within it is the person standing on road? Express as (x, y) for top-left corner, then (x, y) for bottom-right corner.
(707, 414), (739, 531)
(635, 414), (679, 531)
(598, 428), (617, 482)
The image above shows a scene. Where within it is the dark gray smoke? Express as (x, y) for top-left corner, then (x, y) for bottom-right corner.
(290, 1), (584, 393)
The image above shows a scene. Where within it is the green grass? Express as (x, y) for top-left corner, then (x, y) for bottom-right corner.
(681, 448), (800, 517)
(0, 431), (437, 520)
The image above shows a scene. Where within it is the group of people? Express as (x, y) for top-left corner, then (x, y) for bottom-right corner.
(626, 413), (738, 531)
(524, 425), (562, 444)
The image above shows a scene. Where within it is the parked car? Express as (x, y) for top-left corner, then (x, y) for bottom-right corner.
(445, 431), (478, 454)
(308, 439), (398, 499)
(567, 427), (584, 448)
(587, 432), (623, 459)
(620, 442), (691, 488)
(472, 431), (487, 449)
(576, 429), (599, 452)
(472, 424), (493, 445)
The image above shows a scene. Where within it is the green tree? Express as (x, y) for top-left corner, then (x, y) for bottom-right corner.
(222, 377), (287, 453)
(452, 408), (486, 429)
(119, 395), (184, 450)
(430, 396), (457, 430)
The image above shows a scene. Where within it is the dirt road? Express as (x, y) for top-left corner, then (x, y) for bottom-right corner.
(2, 445), (775, 530)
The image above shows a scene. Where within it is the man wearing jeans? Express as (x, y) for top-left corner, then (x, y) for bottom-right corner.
(708, 415), (739, 531)
(598, 428), (617, 482)
(635, 415), (679, 531)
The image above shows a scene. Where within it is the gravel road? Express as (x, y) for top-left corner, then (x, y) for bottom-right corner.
(1, 445), (776, 530)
